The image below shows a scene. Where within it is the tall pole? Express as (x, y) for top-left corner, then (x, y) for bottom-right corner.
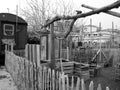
(90, 18), (92, 47)
(16, 5), (18, 30)
(49, 23), (55, 69)
(67, 37), (69, 61)
(99, 22), (102, 63)
(112, 22), (114, 48)
(15, 5), (18, 50)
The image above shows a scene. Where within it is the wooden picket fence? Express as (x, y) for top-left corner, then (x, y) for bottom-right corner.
(25, 44), (46, 61)
(5, 50), (110, 90)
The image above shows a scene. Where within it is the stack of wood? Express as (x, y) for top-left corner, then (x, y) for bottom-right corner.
(56, 61), (74, 74)
(56, 60), (90, 80)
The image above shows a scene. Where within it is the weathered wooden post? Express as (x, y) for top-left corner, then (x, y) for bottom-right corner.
(99, 22), (102, 63)
(11, 43), (13, 52)
(25, 44), (28, 59)
(89, 81), (94, 90)
(58, 38), (61, 59)
(36, 45), (40, 66)
(69, 36), (72, 61)
(67, 38), (69, 61)
(49, 23), (55, 69)
(112, 22), (114, 48)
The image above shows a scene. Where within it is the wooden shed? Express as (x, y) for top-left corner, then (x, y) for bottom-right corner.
(0, 13), (28, 65)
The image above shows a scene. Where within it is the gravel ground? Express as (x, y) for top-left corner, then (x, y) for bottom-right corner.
(0, 66), (17, 90)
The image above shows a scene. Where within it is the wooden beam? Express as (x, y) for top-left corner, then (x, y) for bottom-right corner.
(42, 0), (120, 28)
(81, 4), (120, 18)
(49, 23), (55, 69)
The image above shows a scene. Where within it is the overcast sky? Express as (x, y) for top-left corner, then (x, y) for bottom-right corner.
(0, 0), (120, 29)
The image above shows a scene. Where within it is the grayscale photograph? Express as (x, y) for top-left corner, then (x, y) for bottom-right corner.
(0, 0), (120, 90)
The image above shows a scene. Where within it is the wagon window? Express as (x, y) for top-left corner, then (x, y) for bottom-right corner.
(4, 24), (14, 36)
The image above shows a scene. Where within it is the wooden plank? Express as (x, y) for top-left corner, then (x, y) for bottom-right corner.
(48, 68), (51, 90)
(44, 67), (47, 90)
(106, 87), (110, 90)
(24, 59), (27, 90)
(30, 63), (34, 90)
(52, 70), (55, 90)
(89, 81), (94, 90)
(42, 67), (45, 90)
(49, 23), (55, 69)
(81, 79), (86, 90)
(97, 84), (102, 90)
(49, 69), (52, 90)
(66, 75), (69, 90)
(59, 74), (62, 90)
(36, 45), (40, 66)
(25, 44), (28, 59)
(71, 76), (74, 90)
(76, 77), (80, 90)
(26, 60), (29, 90)
(56, 71), (59, 90)
(29, 45), (32, 62)
(38, 66), (42, 90)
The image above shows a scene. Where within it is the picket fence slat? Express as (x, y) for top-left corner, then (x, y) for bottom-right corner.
(66, 75), (69, 90)
(106, 87), (110, 90)
(89, 81), (94, 90)
(76, 77), (80, 90)
(97, 84), (102, 90)
(81, 79), (86, 90)
(5, 44), (111, 90)
(59, 73), (62, 90)
(71, 76), (74, 90)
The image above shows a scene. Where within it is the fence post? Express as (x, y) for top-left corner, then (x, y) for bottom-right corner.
(67, 47), (69, 60)
(89, 81), (94, 90)
(76, 77), (80, 90)
(52, 70), (55, 90)
(11, 43), (13, 52)
(81, 79), (86, 90)
(38, 66), (42, 90)
(25, 44), (28, 59)
(97, 84), (102, 90)
(66, 75), (69, 90)
(71, 76), (74, 90)
(29, 45), (32, 61)
(59, 73), (62, 90)
(36, 45), (40, 66)
(49, 23), (55, 69)
(106, 87), (110, 90)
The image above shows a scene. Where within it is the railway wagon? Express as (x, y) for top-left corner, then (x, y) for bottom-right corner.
(0, 13), (28, 65)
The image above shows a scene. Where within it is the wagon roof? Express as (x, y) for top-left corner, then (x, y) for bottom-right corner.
(0, 13), (27, 25)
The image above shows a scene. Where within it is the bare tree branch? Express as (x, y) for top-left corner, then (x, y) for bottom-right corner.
(64, 18), (77, 38)
(82, 4), (120, 18)
(42, 0), (120, 28)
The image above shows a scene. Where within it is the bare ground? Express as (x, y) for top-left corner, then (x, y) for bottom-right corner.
(0, 66), (17, 90)
(85, 67), (120, 90)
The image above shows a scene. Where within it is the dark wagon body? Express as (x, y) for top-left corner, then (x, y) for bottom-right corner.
(0, 13), (27, 65)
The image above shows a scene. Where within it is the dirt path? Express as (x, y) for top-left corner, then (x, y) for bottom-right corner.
(0, 66), (17, 90)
